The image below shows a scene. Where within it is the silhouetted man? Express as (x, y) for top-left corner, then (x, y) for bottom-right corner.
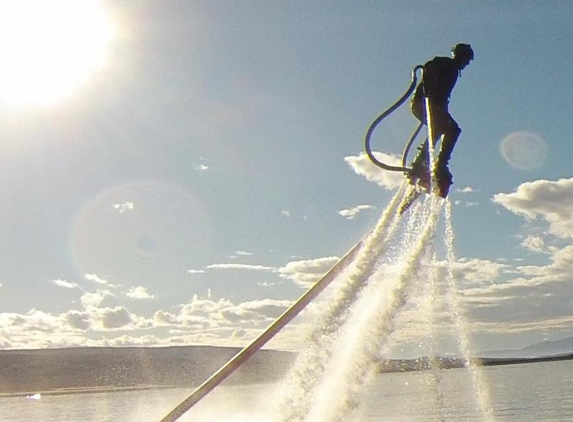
(409, 43), (474, 198)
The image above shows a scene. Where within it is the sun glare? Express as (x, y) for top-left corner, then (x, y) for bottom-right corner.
(0, 0), (115, 106)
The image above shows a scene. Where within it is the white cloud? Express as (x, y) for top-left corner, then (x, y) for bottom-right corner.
(206, 263), (276, 272)
(113, 201), (134, 213)
(345, 152), (404, 190)
(126, 286), (154, 300)
(154, 310), (181, 326)
(521, 235), (547, 253)
(278, 256), (340, 288)
(99, 306), (133, 329)
(81, 289), (113, 309)
(84, 273), (111, 285)
(338, 204), (375, 220)
(493, 178), (573, 238)
(51, 279), (79, 289)
(456, 186), (477, 193)
(450, 258), (511, 287)
(188, 269), (206, 274)
(238, 299), (291, 319)
(282, 210), (291, 218)
(63, 310), (90, 330)
(195, 164), (209, 171)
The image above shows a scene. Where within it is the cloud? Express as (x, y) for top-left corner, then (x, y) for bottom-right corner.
(163, 295), (292, 328)
(493, 178), (573, 238)
(229, 250), (254, 259)
(126, 286), (154, 300)
(456, 186), (478, 193)
(450, 258), (511, 287)
(99, 306), (133, 329)
(206, 263), (276, 272)
(81, 289), (113, 309)
(63, 310), (90, 330)
(345, 152), (404, 190)
(278, 256), (340, 288)
(51, 279), (79, 289)
(188, 269), (206, 274)
(84, 273), (111, 285)
(113, 201), (134, 213)
(194, 157), (210, 172)
(0, 293), (292, 349)
(235, 251), (253, 256)
(338, 204), (375, 220)
(521, 235), (547, 253)
(457, 201), (479, 207)
(238, 299), (291, 319)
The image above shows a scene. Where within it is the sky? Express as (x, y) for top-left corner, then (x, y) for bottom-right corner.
(1, 0), (573, 357)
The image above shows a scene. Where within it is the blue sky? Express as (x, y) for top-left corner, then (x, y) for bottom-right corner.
(1, 0), (573, 355)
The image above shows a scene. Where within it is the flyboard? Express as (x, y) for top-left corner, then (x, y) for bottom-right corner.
(157, 65), (450, 422)
(364, 65), (451, 214)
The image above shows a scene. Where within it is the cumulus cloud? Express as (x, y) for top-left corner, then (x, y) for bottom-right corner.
(278, 256), (340, 288)
(154, 310), (181, 326)
(81, 290), (113, 309)
(238, 299), (291, 319)
(345, 152), (403, 190)
(521, 235), (547, 253)
(99, 306), (133, 329)
(493, 178), (573, 238)
(0, 291), (295, 349)
(63, 310), (90, 330)
(450, 258), (512, 287)
(126, 286), (154, 300)
(338, 204), (375, 220)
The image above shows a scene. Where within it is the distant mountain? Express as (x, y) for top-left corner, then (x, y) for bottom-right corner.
(483, 337), (573, 359)
(0, 346), (295, 396)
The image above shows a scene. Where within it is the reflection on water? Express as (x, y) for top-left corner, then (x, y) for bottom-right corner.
(2, 360), (573, 422)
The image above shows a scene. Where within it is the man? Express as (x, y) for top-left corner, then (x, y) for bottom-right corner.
(408, 43), (474, 198)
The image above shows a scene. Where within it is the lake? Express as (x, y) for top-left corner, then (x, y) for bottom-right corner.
(2, 359), (573, 421)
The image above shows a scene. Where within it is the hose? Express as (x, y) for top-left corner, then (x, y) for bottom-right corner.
(364, 65), (424, 172)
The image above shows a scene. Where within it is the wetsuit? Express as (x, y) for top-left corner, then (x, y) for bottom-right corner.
(410, 56), (461, 187)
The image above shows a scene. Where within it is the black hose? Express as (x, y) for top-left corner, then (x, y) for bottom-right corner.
(364, 65), (424, 172)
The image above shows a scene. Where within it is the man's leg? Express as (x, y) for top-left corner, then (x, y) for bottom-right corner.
(408, 140), (431, 190)
(434, 117), (461, 197)
(408, 98), (431, 189)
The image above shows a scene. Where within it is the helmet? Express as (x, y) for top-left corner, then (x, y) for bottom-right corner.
(451, 43), (474, 60)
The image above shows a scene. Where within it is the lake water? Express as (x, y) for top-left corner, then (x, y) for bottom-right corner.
(2, 360), (573, 421)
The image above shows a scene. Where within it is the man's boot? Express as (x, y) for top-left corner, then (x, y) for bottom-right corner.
(435, 136), (456, 198)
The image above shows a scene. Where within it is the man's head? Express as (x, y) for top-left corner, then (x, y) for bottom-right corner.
(451, 43), (474, 69)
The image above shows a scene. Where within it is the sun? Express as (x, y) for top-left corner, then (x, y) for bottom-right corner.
(0, 0), (115, 107)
